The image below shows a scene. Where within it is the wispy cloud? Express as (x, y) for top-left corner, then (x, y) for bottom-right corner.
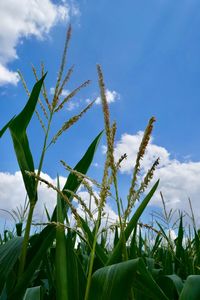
(66, 101), (80, 111)
(95, 89), (120, 105)
(0, 1), (75, 86)
(50, 87), (70, 97)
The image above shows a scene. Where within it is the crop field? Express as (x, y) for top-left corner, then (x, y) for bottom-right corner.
(0, 27), (200, 300)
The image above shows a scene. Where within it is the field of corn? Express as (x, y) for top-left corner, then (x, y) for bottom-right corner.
(0, 26), (200, 300)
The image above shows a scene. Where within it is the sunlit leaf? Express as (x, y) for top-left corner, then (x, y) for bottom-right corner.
(9, 74), (46, 203)
(89, 258), (168, 300)
(56, 177), (69, 300)
(51, 130), (103, 221)
(107, 180), (159, 265)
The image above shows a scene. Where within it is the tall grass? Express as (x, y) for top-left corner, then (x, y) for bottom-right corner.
(0, 26), (200, 300)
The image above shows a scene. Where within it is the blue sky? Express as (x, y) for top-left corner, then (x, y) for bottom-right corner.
(1, 0), (200, 228)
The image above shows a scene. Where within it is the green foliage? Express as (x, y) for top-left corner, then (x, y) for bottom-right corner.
(51, 130), (103, 222)
(179, 275), (200, 300)
(56, 178), (69, 300)
(89, 258), (168, 300)
(0, 28), (199, 300)
(10, 226), (56, 299)
(0, 237), (23, 294)
(8, 75), (45, 202)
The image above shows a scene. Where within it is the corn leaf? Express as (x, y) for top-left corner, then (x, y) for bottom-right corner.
(174, 214), (185, 277)
(157, 274), (183, 299)
(0, 117), (15, 138)
(107, 180), (159, 265)
(9, 74), (46, 202)
(51, 130), (103, 221)
(0, 237), (23, 294)
(65, 231), (87, 300)
(56, 177), (69, 300)
(179, 275), (200, 300)
(10, 225), (55, 299)
(79, 216), (108, 266)
(88, 258), (168, 300)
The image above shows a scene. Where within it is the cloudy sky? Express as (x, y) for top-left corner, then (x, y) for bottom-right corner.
(0, 0), (200, 229)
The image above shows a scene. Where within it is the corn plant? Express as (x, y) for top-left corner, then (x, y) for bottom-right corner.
(0, 26), (200, 300)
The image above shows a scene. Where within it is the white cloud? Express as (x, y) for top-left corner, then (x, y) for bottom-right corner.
(0, 0), (74, 86)
(114, 131), (200, 226)
(66, 101), (79, 111)
(95, 89), (120, 105)
(61, 89), (70, 97)
(0, 64), (19, 86)
(0, 171), (64, 223)
(50, 87), (55, 95)
(50, 87), (70, 97)
(114, 132), (170, 174)
(0, 171), (117, 232)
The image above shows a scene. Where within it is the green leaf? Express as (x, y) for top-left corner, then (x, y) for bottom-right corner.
(56, 176), (87, 300)
(157, 274), (183, 299)
(179, 275), (200, 300)
(0, 237), (23, 294)
(166, 274), (183, 295)
(174, 214), (185, 277)
(151, 234), (162, 256)
(0, 117), (15, 138)
(113, 226), (119, 248)
(65, 231), (87, 300)
(10, 225), (55, 300)
(56, 177), (69, 300)
(88, 258), (168, 300)
(51, 130), (103, 221)
(23, 286), (42, 300)
(107, 180), (159, 265)
(79, 216), (108, 266)
(9, 74), (46, 203)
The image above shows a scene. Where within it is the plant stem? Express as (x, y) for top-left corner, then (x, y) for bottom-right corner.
(18, 203), (34, 276)
(84, 212), (102, 300)
(113, 176), (128, 261)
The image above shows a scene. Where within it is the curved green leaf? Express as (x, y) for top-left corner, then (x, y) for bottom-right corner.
(179, 275), (200, 300)
(157, 274), (183, 299)
(107, 180), (159, 265)
(51, 130), (103, 221)
(89, 258), (168, 300)
(0, 237), (23, 294)
(79, 216), (108, 266)
(56, 177), (69, 300)
(0, 117), (15, 138)
(9, 74), (46, 202)
(65, 231), (87, 300)
(166, 274), (183, 296)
